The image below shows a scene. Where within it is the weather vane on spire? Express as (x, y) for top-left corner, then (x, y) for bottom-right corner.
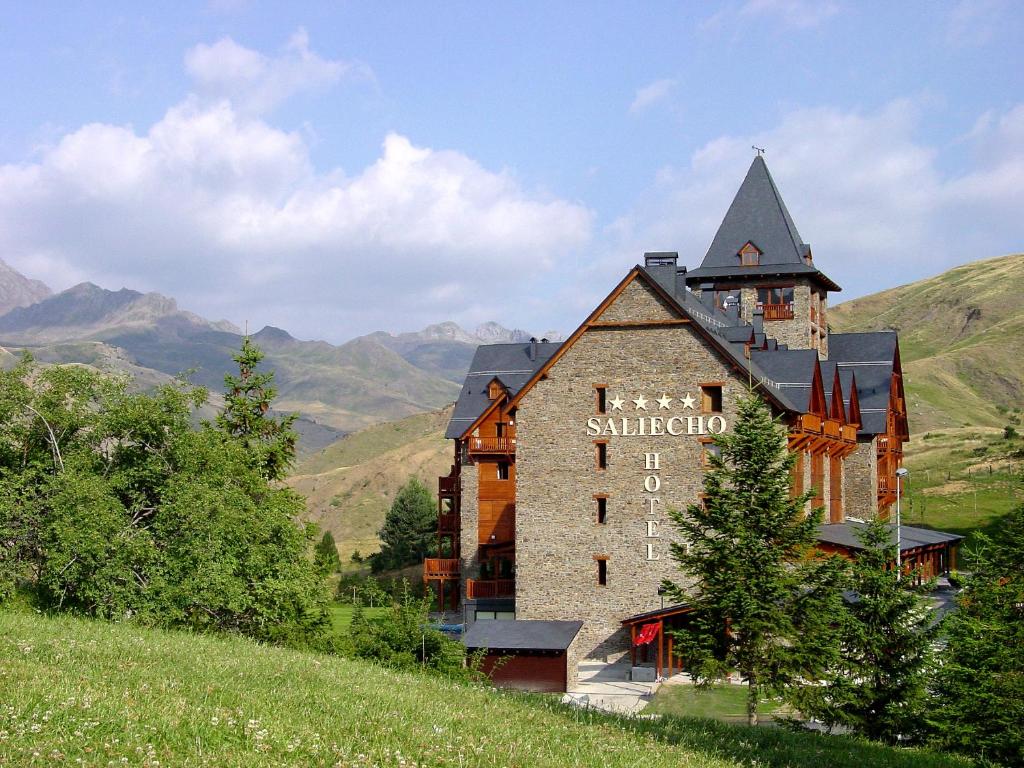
(752, 145), (766, 156)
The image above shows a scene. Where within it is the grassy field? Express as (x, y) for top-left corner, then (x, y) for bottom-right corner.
(902, 425), (1022, 548)
(328, 602), (387, 637)
(647, 684), (786, 724)
(0, 610), (973, 768)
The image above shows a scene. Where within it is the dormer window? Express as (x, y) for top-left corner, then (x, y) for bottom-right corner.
(738, 242), (761, 266)
(487, 379), (505, 400)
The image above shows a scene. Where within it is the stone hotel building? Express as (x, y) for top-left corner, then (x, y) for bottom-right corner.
(423, 156), (961, 693)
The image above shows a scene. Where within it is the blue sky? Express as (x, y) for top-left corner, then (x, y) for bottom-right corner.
(1, 1), (1022, 341)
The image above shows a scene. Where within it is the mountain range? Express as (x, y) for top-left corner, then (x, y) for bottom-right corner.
(0, 260), (560, 447)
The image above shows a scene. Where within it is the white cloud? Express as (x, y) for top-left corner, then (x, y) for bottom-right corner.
(184, 29), (361, 114)
(583, 99), (1024, 309)
(0, 38), (593, 340)
(629, 79), (676, 114)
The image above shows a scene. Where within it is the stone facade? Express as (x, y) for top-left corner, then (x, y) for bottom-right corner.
(514, 278), (746, 659)
(459, 459), (481, 601)
(844, 436), (879, 519)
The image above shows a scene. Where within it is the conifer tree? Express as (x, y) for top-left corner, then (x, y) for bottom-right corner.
(790, 516), (937, 743)
(216, 337), (297, 481)
(314, 530), (342, 575)
(928, 504), (1024, 764)
(663, 393), (845, 726)
(374, 477), (437, 572)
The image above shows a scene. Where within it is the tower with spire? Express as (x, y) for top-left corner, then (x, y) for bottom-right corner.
(684, 155), (840, 358)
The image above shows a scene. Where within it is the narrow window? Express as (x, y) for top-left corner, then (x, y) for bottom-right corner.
(496, 462), (510, 480)
(595, 440), (608, 470)
(701, 384), (723, 413)
(595, 495), (607, 524)
(699, 438), (722, 467)
(595, 385), (607, 414)
(597, 558), (608, 586)
(495, 421), (506, 438)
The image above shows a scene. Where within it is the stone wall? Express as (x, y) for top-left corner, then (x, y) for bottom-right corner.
(844, 437), (878, 520)
(459, 461), (481, 602)
(514, 278), (745, 659)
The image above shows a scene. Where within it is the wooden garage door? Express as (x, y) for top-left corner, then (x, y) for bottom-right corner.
(482, 650), (567, 693)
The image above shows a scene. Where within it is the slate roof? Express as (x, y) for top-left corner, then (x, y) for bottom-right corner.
(462, 620), (583, 651)
(445, 341), (560, 439)
(685, 156), (840, 291)
(444, 158), (899, 443)
(829, 332), (899, 435)
(817, 522), (963, 553)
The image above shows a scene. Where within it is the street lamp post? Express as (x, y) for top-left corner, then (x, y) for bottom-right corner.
(895, 467), (909, 580)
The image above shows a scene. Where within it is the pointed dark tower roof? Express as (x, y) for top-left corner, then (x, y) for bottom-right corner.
(685, 155), (841, 291)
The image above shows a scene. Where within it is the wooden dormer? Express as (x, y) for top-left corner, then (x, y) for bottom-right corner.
(487, 378), (507, 401)
(738, 241), (761, 266)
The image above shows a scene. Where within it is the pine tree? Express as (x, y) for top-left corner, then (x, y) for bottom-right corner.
(314, 530), (342, 575)
(216, 337), (297, 481)
(663, 393), (845, 726)
(790, 516), (937, 743)
(374, 477), (437, 572)
(928, 504), (1024, 764)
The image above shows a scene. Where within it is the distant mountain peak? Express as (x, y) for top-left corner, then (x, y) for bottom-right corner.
(473, 321), (533, 344)
(0, 259), (52, 317)
(253, 325), (295, 343)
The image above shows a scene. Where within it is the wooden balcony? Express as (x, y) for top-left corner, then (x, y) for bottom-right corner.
(424, 558), (460, 579)
(823, 419), (841, 439)
(466, 578), (514, 599)
(841, 424), (858, 442)
(438, 512), (459, 533)
(761, 303), (795, 321)
(798, 413), (822, 432)
(438, 473), (458, 497)
(467, 436), (516, 456)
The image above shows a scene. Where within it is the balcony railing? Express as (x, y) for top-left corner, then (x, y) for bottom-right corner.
(438, 474), (458, 497)
(823, 419), (841, 439)
(761, 303), (795, 321)
(424, 558), (460, 579)
(467, 436), (516, 455)
(466, 578), (515, 599)
(798, 413), (822, 432)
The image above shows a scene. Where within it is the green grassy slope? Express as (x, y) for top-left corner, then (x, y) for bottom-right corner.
(830, 253), (1024, 432)
(0, 610), (970, 768)
(830, 253), (1024, 538)
(287, 407), (454, 559)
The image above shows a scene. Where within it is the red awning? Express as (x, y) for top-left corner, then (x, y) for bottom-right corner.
(633, 622), (661, 646)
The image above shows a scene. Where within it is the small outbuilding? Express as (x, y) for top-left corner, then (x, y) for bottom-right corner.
(462, 620), (583, 693)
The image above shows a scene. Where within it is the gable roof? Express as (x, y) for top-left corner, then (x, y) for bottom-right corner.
(445, 341), (560, 439)
(829, 332), (901, 436)
(685, 156), (840, 291)
(505, 266), (792, 415)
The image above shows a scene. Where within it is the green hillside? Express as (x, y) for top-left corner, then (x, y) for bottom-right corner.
(830, 253), (1024, 432)
(288, 406), (454, 559)
(830, 253), (1024, 539)
(0, 610), (970, 768)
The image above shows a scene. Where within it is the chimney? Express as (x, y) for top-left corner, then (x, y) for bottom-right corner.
(644, 252), (679, 295)
(699, 283), (716, 310)
(752, 307), (764, 336)
(675, 265), (688, 296)
(529, 337), (538, 361)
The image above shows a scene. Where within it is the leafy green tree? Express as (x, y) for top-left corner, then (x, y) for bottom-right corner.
(928, 505), (1024, 765)
(349, 581), (466, 676)
(789, 516), (937, 743)
(373, 477), (437, 572)
(0, 356), (329, 648)
(314, 530), (342, 575)
(663, 393), (846, 726)
(216, 336), (298, 481)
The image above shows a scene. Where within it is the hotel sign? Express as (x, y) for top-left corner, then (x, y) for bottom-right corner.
(585, 391), (728, 436)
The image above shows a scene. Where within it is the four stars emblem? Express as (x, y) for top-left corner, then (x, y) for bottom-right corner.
(607, 392), (700, 410)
